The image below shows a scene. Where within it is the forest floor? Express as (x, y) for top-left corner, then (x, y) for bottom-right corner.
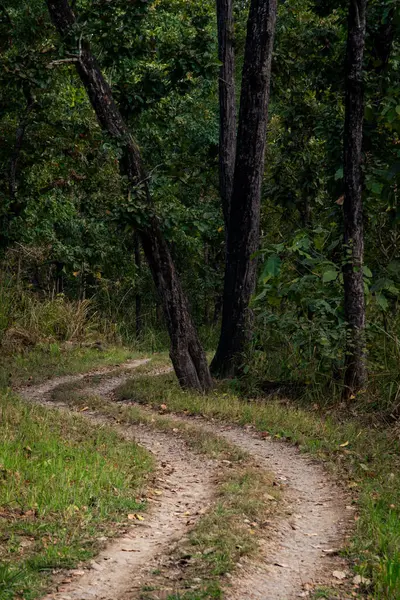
(11, 354), (360, 600)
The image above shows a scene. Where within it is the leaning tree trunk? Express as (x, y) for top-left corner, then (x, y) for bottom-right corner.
(211, 0), (277, 378)
(216, 0), (236, 227)
(342, 0), (368, 399)
(46, 0), (212, 392)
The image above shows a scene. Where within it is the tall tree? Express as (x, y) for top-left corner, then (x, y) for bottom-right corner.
(211, 0), (277, 377)
(134, 233), (143, 340)
(216, 0), (236, 227)
(342, 0), (368, 398)
(46, 0), (213, 392)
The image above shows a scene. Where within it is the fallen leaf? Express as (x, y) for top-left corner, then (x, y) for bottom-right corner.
(23, 509), (36, 519)
(265, 494), (276, 501)
(353, 574), (371, 586)
(127, 513), (144, 521)
(332, 570), (347, 580)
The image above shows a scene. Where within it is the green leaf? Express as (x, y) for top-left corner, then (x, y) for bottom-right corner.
(376, 294), (389, 311)
(322, 270), (338, 283)
(334, 168), (343, 181)
(371, 182), (383, 195)
(261, 254), (281, 281)
(387, 261), (400, 276)
(363, 266), (372, 278)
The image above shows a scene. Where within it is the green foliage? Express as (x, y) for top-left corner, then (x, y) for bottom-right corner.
(0, 0), (400, 402)
(253, 228), (347, 381)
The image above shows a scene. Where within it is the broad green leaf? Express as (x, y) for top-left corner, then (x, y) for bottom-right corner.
(334, 168), (343, 181)
(376, 293), (389, 311)
(363, 266), (372, 278)
(262, 254), (281, 281)
(322, 270), (338, 283)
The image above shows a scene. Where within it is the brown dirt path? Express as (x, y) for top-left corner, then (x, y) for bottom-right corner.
(19, 362), (216, 600)
(190, 419), (350, 599)
(19, 360), (351, 600)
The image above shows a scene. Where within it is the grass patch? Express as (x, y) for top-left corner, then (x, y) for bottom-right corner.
(0, 344), (139, 389)
(0, 391), (153, 600)
(115, 368), (400, 599)
(140, 465), (276, 600)
(49, 381), (247, 463)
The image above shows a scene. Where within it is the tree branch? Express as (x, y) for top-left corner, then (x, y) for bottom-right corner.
(47, 56), (80, 68)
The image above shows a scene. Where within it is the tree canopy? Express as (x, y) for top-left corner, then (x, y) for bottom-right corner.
(1, 0), (400, 401)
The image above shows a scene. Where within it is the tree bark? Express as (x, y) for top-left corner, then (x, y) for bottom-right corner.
(342, 0), (368, 399)
(211, 0), (277, 378)
(134, 233), (143, 340)
(216, 0), (236, 227)
(46, 0), (212, 392)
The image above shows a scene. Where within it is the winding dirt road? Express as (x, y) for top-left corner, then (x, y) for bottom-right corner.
(19, 360), (351, 600)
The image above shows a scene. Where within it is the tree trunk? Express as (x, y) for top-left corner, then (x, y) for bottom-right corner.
(211, 0), (277, 378)
(134, 233), (143, 340)
(342, 0), (368, 399)
(216, 0), (236, 227)
(46, 0), (212, 392)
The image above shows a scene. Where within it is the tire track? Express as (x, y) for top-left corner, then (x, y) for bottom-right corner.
(20, 360), (351, 599)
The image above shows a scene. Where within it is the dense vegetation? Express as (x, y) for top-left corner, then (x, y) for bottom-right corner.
(1, 0), (400, 407)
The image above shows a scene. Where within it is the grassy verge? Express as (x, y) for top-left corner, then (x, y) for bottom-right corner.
(0, 391), (153, 600)
(48, 381), (279, 599)
(0, 344), (141, 389)
(141, 466), (276, 600)
(114, 368), (400, 599)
